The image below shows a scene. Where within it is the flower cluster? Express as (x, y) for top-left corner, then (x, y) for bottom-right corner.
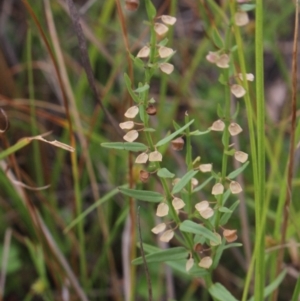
(136, 15), (177, 75)
(206, 50), (254, 99)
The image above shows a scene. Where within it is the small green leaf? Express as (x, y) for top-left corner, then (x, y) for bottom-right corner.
(135, 84), (150, 93)
(218, 74), (226, 85)
(247, 270), (287, 301)
(192, 176), (214, 193)
(218, 207), (232, 213)
(172, 120), (181, 131)
(145, 0), (157, 19)
(217, 104), (224, 118)
(119, 187), (164, 203)
(227, 161), (249, 179)
(172, 170), (198, 194)
(220, 200), (240, 225)
(130, 53), (145, 69)
(224, 148), (236, 156)
(180, 220), (220, 244)
(158, 38), (169, 46)
(189, 129), (211, 136)
(212, 29), (223, 49)
(209, 283), (239, 301)
(232, 102), (240, 119)
(240, 4), (256, 11)
(222, 243), (243, 251)
(132, 247), (188, 265)
(143, 128), (156, 132)
(101, 142), (147, 152)
(156, 119), (194, 147)
(157, 168), (175, 178)
(124, 73), (140, 103)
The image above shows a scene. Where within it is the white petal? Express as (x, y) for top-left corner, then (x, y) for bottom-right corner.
(238, 73), (254, 81)
(137, 46), (150, 58)
(172, 197), (185, 210)
(231, 84), (246, 98)
(149, 151), (162, 162)
(124, 106), (139, 118)
(200, 207), (214, 219)
(119, 121), (134, 130)
(161, 15), (177, 25)
(228, 123), (243, 136)
(212, 183), (224, 195)
(206, 51), (219, 63)
(195, 200), (209, 212)
(211, 120), (225, 131)
(123, 130), (138, 142)
(186, 258), (194, 272)
(216, 54), (230, 68)
(156, 203), (169, 217)
(159, 63), (174, 74)
(135, 152), (149, 164)
(154, 23), (169, 36)
(234, 151), (248, 163)
(191, 178), (198, 187)
(230, 181), (243, 194)
(235, 11), (249, 26)
(151, 223), (166, 234)
(199, 164), (212, 173)
(199, 256), (213, 269)
(158, 46), (174, 58)
(159, 230), (174, 242)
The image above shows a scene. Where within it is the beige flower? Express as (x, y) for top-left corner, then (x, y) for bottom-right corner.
(160, 229), (174, 242)
(123, 130), (138, 142)
(151, 223), (166, 234)
(199, 256), (213, 269)
(156, 203), (169, 217)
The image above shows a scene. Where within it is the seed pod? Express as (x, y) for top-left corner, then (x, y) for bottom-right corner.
(194, 243), (204, 254)
(171, 137), (184, 151)
(223, 229), (238, 243)
(125, 0), (139, 11)
(146, 105), (157, 116)
(199, 256), (213, 269)
(139, 170), (150, 183)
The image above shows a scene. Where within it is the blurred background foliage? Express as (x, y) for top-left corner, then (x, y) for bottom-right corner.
(0, 0), (299, 300)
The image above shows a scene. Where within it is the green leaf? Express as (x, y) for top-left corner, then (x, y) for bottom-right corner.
(145, 0), (157, 19)
(158, 38), (169, 46)
(157, 168), (175, 178)
(135, 84), (149, 93)
(240, 4), (256, 11)
(224, 148), (235, 156)
(220, 200), (240, 225)
(101, 142), (147, 152)
(192, 176), (214, 193)
(212, 29), (223, 49)
(180, 220), (220, 244)
(190, 129), (211, 136)
(222, 243), (243, 251)
(227, 161), (249, 179)
(132, 247), (188, 265)
(143, 128), (156, 132)
(124, 73), (140, 103)
(217, 104), (224, 118)
(247, 270), (287, 301)
(218, 74), (226, 85)
(129, 53), (145, 69)
(172, 170), (198, 194)
(156, 119), (194, 147)
(232, 102), (240, 119)
(119, 187), (164, 202)
(218, 206), (232, 213)
(209, 283), (239, 301)
(172, 120), (181, 131)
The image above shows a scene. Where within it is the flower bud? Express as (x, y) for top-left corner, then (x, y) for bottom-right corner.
(160, 229), (174, 242)
(223, 229), (238, 243)
(229, 181), (243, 194)
(146, 105), (157, 116)
(199, 164), (212, 173)
(211, 120), (225, 131)
(234, 151), (248, 163)
(228, 123), (243, 136)
(149, 150), (162, 162)
(212, 183), (224, 195)
(137, 46), (150, 58)
(151, 223), (166, 234)
(231, 84), (246, 98)
(139, 170), (150, 183)
(125, 0), (139, 11)
(171, 137), (184, 151)
(161, 15), (177, 25)
(123, 130), (139, 142)
(172, 197), (185, 210)
(154, 23), (168, 36)
(199, 256), (213, 269)
(156, 203), (169, 217)
(159, 63), (174, 74)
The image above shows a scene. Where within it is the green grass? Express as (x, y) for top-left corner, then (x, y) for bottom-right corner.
(0, 0), (299, 300)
